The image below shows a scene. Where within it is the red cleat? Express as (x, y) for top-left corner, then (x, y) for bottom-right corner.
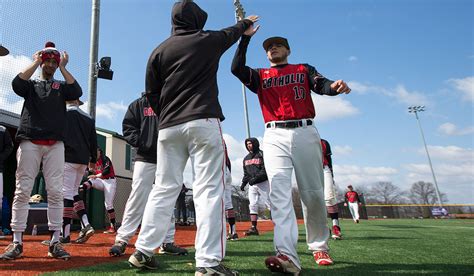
(313, 251), (333, 266)
(331, 225), (342, 240)
(265, 254), (301, 275)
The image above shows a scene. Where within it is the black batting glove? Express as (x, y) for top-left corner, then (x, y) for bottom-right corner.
(240, 183), (247, 191)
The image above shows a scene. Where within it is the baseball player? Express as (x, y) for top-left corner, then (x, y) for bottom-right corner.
(176, 184), (190, 226)
(0, 125), (13, 239)
(344, 185), (362, 223)
(40, 98), (98, 246)
(109, 93), (187, 257)
(240, 138), (270, 236)
(223, 142), (238, 241)
(61, 98), (97, 244)
(321, 138), (342, 240)
(82, 148), (118, 234)
(231, 28), (351, 273)
(128, 2), (258, 274)
(1, 42), (82, 260)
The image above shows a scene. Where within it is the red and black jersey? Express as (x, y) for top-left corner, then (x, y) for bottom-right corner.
(231, 35), (339, 123)
(257, 65), (314, 122)
(95, 155), (115, 179)
(321, 138), (332, 169)
(345, 191), (360, 203)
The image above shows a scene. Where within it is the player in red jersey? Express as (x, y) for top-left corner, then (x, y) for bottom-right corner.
(344, 185), (362, 223)
(321, 138), (342, 240)
(231, 26), (350, 274)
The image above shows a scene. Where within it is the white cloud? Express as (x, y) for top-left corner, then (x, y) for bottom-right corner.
(333, 164), (398, 187)
(447, 76), (474, 102)
(418, 145), (474, 162)
(347, 81), (430, 106)
(333, 145), (352, 156)
(347, 81), (373, 94)
(438, 122), (474, 136)
(348, 56), (358, 62)
(390, 85), (429, 106)
(0, 54), (34, 114)
(312, 94), (359, 122)
(95, 101), (128, 120)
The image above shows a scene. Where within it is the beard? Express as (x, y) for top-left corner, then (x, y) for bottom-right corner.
(269, 53), (287, 64)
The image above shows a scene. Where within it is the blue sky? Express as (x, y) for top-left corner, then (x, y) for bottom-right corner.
(0, 0), (472, 203)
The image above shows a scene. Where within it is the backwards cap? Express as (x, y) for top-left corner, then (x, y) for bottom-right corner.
(41, 41), (60, 65)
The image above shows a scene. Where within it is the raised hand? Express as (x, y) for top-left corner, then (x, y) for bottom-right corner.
(59, 51), (69, 68)
(330, 80), (351, 94)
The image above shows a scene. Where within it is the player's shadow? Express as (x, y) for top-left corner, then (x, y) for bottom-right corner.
(373, 224), (427, 229)
(299, 262), (474, 276)
(347, 236), (415, 240)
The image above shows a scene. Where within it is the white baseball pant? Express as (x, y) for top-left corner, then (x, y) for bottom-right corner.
(248, 180), (270, 214)
(63, 163), (87, 201)
(11, 140), (65, 232)
(88, 177), (116, 210)
(224, 166), (233, 210)
(348, 202), (360, 221)
(263, 123), (329, 269)
(116, 161), (176, 244)
(135, 118), (226, 268)
(323, 166), (337, 207)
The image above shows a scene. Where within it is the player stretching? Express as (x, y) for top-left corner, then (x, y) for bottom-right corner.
(232, 28), (351, 273)
(109, 93), (187, 257)
(321, 138), (342, 240)
(240, 138), (270, 236)
(344, 185), (362, 223)
(128, 2), (258, 274)
(83, 148), (118, 233)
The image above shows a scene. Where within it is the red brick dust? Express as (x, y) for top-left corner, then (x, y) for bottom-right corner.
(0, 220), (280, 275)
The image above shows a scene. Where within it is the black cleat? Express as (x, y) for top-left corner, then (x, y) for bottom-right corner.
(244, 227), (259, 236)
(158, 242), (188, 255)
(48, 241), (71, 260)
(109, 241), (127, 257)
(195, 264), (239, 275)
(227, 232), (239, 241)
(75, 224), (95, 244)
(1, 242), (23, 260)
(128, 250), (159, 270)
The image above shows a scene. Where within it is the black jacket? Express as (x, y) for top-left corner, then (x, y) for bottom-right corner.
(122, 93), (158, 163)
(65, 105), (97, 165)
(145, 1), (253, 129)
(0, 125), (14, 172)
(242, 138), (268, 186)
(12, 75), (82, 141)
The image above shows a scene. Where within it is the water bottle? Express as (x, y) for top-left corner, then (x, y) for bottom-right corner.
(32, 225), (38, 236)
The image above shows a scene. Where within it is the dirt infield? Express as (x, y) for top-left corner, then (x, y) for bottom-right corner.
(0, 221), (276, 275)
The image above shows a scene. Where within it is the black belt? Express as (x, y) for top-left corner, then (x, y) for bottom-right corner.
(266, 119), (313, 129)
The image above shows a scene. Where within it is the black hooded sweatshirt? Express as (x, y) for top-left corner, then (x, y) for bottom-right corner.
(145, 1), (253, 129)
(242, 138), (268, 186)
(122, 93), (158, 163)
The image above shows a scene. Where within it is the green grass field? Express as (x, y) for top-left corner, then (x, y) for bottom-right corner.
(46, 219), (474, 275)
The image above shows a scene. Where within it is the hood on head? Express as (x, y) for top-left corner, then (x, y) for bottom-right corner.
(171, 1), (207, 34)
(245, 137), (260, 153)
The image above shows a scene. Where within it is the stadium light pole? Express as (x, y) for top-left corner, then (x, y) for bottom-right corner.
(87, 0), (100, 119)
(234, 0), (251, 138)
(408, 106), (443, 207)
